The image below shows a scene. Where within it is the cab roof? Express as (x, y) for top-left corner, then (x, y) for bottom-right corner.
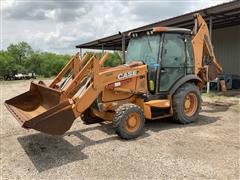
(129, 27), (192, 37)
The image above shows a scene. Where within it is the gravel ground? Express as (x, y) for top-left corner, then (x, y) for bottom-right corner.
(0, 80), (239, 179)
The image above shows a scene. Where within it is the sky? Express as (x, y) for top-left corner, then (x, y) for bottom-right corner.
(1, 0), (231, 54)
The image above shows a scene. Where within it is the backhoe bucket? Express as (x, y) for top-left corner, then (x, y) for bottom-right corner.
(5, 82), (77, 135)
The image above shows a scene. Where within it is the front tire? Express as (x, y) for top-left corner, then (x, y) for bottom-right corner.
(113, 104), (145, 140)
(173, 83), (202, 124)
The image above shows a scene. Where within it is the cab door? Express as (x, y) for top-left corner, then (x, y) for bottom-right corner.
(159, 33), (186, 92)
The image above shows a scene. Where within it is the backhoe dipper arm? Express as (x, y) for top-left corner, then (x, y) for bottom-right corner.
(192, 13), (223, 82)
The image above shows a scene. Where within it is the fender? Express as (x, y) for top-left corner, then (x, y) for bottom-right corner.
(169, 75), (202, 95)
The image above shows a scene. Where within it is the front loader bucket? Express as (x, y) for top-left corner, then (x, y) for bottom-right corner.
(5, 82), (77, 135)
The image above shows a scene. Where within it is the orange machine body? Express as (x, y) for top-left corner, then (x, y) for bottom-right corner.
(5, 13), (224, 136)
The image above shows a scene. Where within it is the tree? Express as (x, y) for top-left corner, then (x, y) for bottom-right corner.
(0, 51), (16, 77)
(104, 52), (121, 67)
(7, 42), (33, 65)
(1, 42), (123, 79)
(84, 51), (122, 67)
(38, 52), (70, 77)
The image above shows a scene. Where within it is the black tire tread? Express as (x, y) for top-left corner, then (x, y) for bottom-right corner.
(113, 103), (145, 139)
(173, 83), (202, 124)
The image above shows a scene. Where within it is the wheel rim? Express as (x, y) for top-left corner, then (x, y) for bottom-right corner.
(125, 112), (141, 133)
(184, 92), (198, 117)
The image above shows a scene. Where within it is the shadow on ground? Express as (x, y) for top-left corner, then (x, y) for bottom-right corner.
(17, 115), (218, 172)
(17, 99), (236, 172)
(145, 114), (219, 133)
(17, 122), (149, 172)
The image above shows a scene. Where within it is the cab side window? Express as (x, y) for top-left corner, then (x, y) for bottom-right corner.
(159, 33), (185, 92)
(161, 34), (185, 67)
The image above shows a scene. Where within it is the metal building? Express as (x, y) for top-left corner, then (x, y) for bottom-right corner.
(76, 1), (240, 76)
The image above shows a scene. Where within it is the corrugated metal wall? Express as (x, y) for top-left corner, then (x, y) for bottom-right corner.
(212, 25), (240, 75)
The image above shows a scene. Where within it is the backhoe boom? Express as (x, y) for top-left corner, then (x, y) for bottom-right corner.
(192, 13), (223, 82)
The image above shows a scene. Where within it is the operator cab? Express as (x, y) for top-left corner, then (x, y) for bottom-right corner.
(126, 27), (194, 95)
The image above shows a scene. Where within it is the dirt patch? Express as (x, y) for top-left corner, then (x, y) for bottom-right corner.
(1, 80), (239, 179)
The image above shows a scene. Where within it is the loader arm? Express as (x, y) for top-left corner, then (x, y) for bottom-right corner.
(72, 55), (147, 116)
(192, 13), (223, 83)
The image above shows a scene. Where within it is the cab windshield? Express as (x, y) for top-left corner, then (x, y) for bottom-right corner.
(126, 34), (161, 65)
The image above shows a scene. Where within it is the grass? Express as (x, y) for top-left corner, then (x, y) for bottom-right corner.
(201, 92), (217, 97)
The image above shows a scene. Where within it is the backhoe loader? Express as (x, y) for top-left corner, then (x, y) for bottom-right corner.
(5, 14), (225, 139)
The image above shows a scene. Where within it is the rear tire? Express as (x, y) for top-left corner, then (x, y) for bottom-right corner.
(173, 83), (202, 124)
(113, 103), (145, 140)
(81, 108), (103, 124)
